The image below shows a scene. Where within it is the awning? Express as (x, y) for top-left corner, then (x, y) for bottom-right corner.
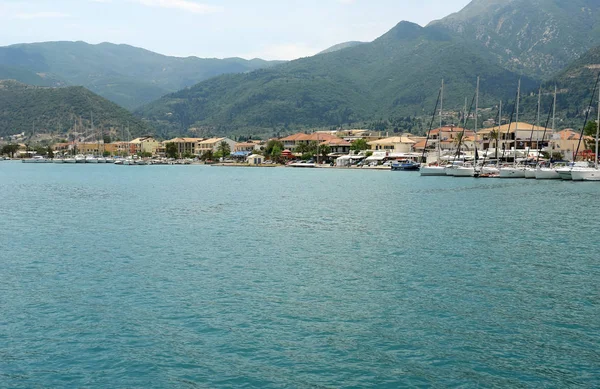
(231, 151), (251, 157)
(365, 155), (386, 161)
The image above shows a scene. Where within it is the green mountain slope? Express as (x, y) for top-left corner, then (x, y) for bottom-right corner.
(517, 44), (600, 129)
(0, 41), (282, 110)
(0, 65), (64, 87)
(319, 41), (365, 55)
(429, 0), (600, 78)
(137, 22), (536, 136)
(0, 80), (152, 138)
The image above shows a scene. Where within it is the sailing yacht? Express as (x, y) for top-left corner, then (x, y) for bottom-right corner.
(421, 80), (447, 176)
(499, 79), (526, 178)
(571, 87), (600, 181)
(454, 77), (480, 178)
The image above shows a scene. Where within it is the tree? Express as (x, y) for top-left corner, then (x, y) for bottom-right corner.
(584, 120), (598, 150)
(165, 142), (178, 158)
(264, 140), (284, 159)
(217, 141), (231, 160)
(200, 150), (214, 161)
(489, 130), (500, 160)
(1, 144), (19, 157)
(295, 142), (310, 154)
(319, 144), (331, 161)
(47, 146), (54, 159)
(351, 138), (369, 152)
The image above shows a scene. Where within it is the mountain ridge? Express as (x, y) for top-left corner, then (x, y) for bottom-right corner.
(0, 41), (283, 110)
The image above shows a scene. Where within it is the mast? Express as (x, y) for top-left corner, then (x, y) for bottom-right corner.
(528, 87), (541, 160)
(515, 78), (521, 165)
(475, 76), (479, 163)
(498, 100), (502, 162)
(596, 86), (600, 169)
(439, 79), (443, 160)
(551, 86), (557, 160)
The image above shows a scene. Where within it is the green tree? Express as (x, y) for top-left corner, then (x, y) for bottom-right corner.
(165, 142), (178, 158)
(319, 144), (331, 161)
(295, 142), (310, 154)
(264, 140), (284, 159)
(350, 138), (369, 152)
(182, 152), (194, 159)
(200, 150), (214, 161)
(217, 141), (231, 159)
(1, 144), (19, 157)
(103, 151), (111, 157)
(47, 146), (54, 159)
(584, 120), (598, 150)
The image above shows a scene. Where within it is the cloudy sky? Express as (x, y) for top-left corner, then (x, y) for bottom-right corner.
(0, 0), (471, 60)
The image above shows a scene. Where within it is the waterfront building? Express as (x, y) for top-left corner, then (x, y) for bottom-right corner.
(280, 132), (339, 151)
(198, 137), (237, 155)
(478, 122), (546, 151)
(320, 138), (352, 155)
(130, 137), (161, 156)
(247, 154), (265, 165)
(165, 138), (205, 157)
(368, 135), (419, 154)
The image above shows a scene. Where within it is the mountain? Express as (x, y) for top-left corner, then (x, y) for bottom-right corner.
(0, 65), (63, 87)
(0, 41), (282, 110)
(137, 21), (536, 137)
(517, 44), (600, 129)
(429, 0), (600, 78)
(319, 41), (365, 55)
(0, 80), (152, 139)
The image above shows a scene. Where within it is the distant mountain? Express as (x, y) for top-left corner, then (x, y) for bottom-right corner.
(319, 41), (365, 55)
(429, 0), (600, 78)
(0, 41), (282, 110)
(516, 44), (600, 129)
(137, 21), (536, 136)
(0, 80), (152, 139)
(0, 65), (63, 87)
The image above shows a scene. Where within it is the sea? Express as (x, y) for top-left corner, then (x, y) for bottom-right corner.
(1, 162), (599, 388)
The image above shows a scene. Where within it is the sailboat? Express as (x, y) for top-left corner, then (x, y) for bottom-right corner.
(499, 79), (526, 178)
(556, 74), (600, 180)
(571, 86), (600, 181)
(421, 80), (448, 176)
(535, 87), (561, 179)
(525, 87), (542, 178)
(455, 77), (480, 177)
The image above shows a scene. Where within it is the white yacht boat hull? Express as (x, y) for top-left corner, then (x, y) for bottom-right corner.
(570, 168), (600, 181)
(524, 168), (537, 179)
(499, 167), (526, 178)
(420, 166), (447, 176)
(453, 167), (475, 177)
(535, 168), (560, 180)
(555, 168), (573, 180)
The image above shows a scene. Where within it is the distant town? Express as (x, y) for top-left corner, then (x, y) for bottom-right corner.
(0, 122), (592, 168)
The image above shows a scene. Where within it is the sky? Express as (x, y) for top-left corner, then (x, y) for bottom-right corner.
(0, 0), (471, 60)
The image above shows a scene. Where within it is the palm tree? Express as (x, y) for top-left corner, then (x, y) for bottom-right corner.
(217, 141), (231, 160)
(489, 129), (500, 161)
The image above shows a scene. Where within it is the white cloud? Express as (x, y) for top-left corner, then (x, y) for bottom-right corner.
(132, 0), (223, 14)
(13, 11), (70, 20)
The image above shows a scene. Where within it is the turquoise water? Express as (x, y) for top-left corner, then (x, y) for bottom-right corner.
(1, 162), (599, 388)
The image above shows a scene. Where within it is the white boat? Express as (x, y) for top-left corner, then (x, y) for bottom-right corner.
(499, 166), (526, 178)
(480, 165), (500, 175)
(52, 158), (65, 164)
(535, 166), (561, 180)
(22, 155), (51, 163)
(114, 159), (124, 165)
(85, 155), (98, 163)
(289, 161), (316, 168)
(572, 87), (600, 182)
(97, 157), (107, 163)
(63, 157), (76, 164)
(556, 162), (590, 180)
(571, 168), (600, 181)
(75, 154), (86, 163)
(454, 164), (476, 177)
(420, 165), (447, 176)
(135, 159), (148, 165)
(105, 158), (114, 164)
(524, 167), (537, 179)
